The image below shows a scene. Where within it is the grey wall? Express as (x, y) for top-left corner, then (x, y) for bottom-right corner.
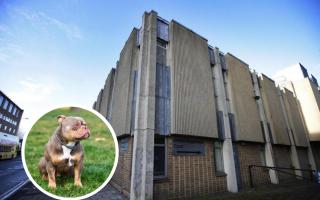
(282, 88), (309, 147)
(169, 21), (218, 138)
(260, 74), (290, 145)
(100, 68), (116, 119)
(225, 53), (264, 142)
(111, 29), (139, 136)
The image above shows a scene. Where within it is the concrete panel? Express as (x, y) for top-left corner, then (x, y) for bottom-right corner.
(96, 89), (103, 112)
(260, 75), (290, 145)
(292, 79), (320, 141)
(169, 21), (218, 138)
(282, 89), (309, 147)
(225, 54), (264, 142)
(99, 68), (116, 119)
(111, 29), (139, 136)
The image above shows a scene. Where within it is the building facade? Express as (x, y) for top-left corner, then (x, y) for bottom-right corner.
(0, 90), (23, 159)
(94, 11), (317, 200)
(274, 63), (320, 169)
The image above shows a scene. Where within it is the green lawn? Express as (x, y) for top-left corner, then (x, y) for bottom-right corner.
(24, 107), (116, 198)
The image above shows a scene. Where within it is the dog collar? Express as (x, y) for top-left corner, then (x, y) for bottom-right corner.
(55, 134), (79, 150)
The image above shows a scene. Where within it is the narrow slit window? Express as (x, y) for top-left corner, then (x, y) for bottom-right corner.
(214, 141), (224, 173)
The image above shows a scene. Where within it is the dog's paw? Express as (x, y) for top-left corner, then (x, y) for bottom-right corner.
(42, 175), (48, 180)
(48, 182), (57, 189)
(74, 181), (83, 187)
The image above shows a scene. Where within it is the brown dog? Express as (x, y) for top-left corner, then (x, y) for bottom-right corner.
(38, 115), (90, 188)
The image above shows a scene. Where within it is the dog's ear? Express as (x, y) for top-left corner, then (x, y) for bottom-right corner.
(57, 115), (66, 123)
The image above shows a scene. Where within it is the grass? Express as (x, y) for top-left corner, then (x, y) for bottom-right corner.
(24, 107), (116, 198)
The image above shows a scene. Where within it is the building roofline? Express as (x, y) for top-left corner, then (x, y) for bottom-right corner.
(0, 90), (23, 111)
(225, 53), (249, 66)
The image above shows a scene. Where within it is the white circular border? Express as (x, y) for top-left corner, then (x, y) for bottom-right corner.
(21, 105), (119, 200)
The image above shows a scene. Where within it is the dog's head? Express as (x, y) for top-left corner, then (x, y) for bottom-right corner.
(57, 115), (90, 142)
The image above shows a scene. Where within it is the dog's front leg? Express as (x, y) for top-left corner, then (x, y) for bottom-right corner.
(46, 162), (56, 189)
(74, 159), (83, 187)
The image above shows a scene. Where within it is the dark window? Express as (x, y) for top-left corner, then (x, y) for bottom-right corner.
(154, 135), (166, 178)
(155, 40), (170, 135)
(136, 27), (142, 47)
(3, 99), (8, 110)
(0, 95), (3, 106)
(267, 122), (274, 144)
(8, 103), (13, 113)
(119, 137), (129, 152)
(157, 19), (169, 41)
(260, 121), (266, 142)
(260, 145), (266, 166)
(173, 139), (205, 155)
(208, 47), (215, 65)
(12, 107), (17, 116)
(217, 111), (225, 140)
(130, 70), (138, 133)
(228, 113), (236, 141)
(214, 141), (224, 173)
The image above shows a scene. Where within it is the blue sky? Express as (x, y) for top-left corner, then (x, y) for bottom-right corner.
(0, 0), (319, 132)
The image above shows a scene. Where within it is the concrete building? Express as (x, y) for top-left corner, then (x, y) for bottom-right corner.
(94, 11), (317, 200)
(274, 63), (319, 169)
(0, 90), (23, 159)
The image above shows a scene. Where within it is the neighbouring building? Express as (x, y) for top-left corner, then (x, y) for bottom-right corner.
(0, 90), (23, 159)
(93, 11), (318, 200)
(274, 63), (320, 169)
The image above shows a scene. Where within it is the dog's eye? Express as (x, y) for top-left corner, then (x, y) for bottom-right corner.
(72, 127), (78, 131)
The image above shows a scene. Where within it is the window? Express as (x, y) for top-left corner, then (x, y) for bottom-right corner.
(16, 110), (19, 117)
(208, 47), (215, 65)
(12, 107), (17, 115)
(217, 111), (225, 140)
(8, 103), (13, 113)
(173, 139), (205, 155)
(260, 145), (266, 166)
(136, 27), (142, 47)
(0, 95), (3, 106)
(214, 141), (224, 173)
(130, 70), (138, 133)
(119, 137), (129, 152)
(228, 113), (236, 141)
(154, 135), (166, 178)
(267, 122), (274, 144)
(3, 99), (9, 110)
(4, 125), (7, 131)
(157, 19), (169, 41)
(9, 127), (12, 133)
(155, 40), (170, 135)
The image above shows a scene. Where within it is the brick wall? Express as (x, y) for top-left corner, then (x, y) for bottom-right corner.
(236, 142), (271, 189)
(273, 145), (295, 182)
(110, 136), (133, 197)
(154, 136), (227, 200)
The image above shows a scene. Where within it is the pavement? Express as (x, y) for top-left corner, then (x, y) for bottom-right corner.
(8, 182), (128, 200)
(0, 155), (28, 199)
(0, 154), (127, 200)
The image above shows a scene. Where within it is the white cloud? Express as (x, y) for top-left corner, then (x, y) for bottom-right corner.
(8, 78), (63, 132)
(16, 8), (83, 40)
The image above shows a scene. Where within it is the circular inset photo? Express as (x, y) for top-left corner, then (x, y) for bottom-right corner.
(22, 106), (118, 199)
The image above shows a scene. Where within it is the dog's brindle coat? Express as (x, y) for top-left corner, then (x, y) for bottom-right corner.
(38, 115), (90, 189)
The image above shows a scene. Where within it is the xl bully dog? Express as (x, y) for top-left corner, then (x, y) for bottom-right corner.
(38, 115), (90, 188)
